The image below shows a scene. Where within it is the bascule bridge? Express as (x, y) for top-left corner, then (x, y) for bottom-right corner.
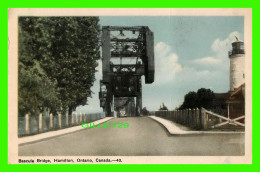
(99, 26), (155, 117)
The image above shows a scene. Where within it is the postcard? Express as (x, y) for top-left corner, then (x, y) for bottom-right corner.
(8, 8), (252, 164)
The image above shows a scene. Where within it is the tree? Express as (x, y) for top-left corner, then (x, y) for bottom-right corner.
(18, 19), (60, 116)
(179, 91), (198, 109)
(197, 88), (215, 109)
(141, 107), (150, 116)
(18, 17), (100, 116)
(178, 88), (215, 110)
(159, 103), (168, 110)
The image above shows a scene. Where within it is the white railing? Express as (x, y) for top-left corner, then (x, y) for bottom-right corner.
(18, 112), (106, 137)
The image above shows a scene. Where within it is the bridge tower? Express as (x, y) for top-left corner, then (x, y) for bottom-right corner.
(99, 26), (154, 117)
(229, 37), (245, 91)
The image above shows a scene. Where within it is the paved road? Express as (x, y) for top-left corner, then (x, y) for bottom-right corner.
(19, 117), (244, 156)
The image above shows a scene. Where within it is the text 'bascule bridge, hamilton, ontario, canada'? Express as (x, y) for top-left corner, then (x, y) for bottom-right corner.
(99, 26), (155, 117)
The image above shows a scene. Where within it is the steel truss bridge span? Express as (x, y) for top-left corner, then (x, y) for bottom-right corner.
(99, 26), (155, 117)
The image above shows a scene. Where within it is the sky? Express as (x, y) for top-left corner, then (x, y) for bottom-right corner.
(75, 16), (244, 113)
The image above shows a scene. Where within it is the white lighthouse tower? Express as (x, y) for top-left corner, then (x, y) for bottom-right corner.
(229, 37), (245, 91)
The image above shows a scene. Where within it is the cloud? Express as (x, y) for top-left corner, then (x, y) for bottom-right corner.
(190, 56), (222, 71)
(211, 31), (240, 58)
(155, 42), (171, 57)
(190, 31), (241, 71)
(154, 42), (182, 84)
(193, 56), (221, 65)
(211, 38), (230, 53)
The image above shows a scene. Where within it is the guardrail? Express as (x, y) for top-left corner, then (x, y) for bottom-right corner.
(18, 112), (105, 137)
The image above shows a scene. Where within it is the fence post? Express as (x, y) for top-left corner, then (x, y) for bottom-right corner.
(75, 112), (78, 124)
(25, 114), (30, 135)
(178, 110), (180, 123)
(182, 110), (184, 124)
(192, 108), (195, 126)
(50, 113), (53, 129)
(195, 108), (198, 128)
(186, 109), (189, 125)
(83, 113), (86, 122)
(179, 110), (181, 123)
(187, 109), (191, 127)
(185, 109), (188, 125)
(170, 111), (173, 121)
(39, 113), (42, 132)
(189, 109), (192, 127)
(179, 110), (182, 124)
(58, 113), (62, 128)
(66, 112), (69, 126)
(71, 113), (74, 125)
(192, 108), (195, 127)
(184, 109), (186, 124)
(187, 109), (190, 126)
(176, 110), (179, 123)
(80, 112), (82, 123)
(201, 108), (208, 130)
(195, 108), (199, 128)
(182, 110), (185, 124)
(191, 109), (194, 127)
(183, 109), (186, 124)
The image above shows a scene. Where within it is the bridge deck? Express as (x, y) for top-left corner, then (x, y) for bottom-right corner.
(19, 117), (244, 156)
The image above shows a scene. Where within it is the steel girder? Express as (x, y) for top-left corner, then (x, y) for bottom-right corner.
(99, 26), (154, 117)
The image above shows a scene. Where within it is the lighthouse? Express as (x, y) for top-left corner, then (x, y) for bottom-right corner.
(229, 37), (245, 91)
